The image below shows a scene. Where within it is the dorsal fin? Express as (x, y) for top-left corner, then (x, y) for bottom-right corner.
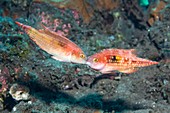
(101, 49), (137, 57)
(38, 23), (77, 47)
(130, 49), (137, 56)
(38, 23), (64, 37)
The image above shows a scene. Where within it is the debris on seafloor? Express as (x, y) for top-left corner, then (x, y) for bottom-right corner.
(123, 0), (168, 28)
(9, 83), (30, 101)
(33, 0), (120, 23)
(147, 0), (168, 26)
(0, 76), (8, 94)
(0, 75), (8, 111)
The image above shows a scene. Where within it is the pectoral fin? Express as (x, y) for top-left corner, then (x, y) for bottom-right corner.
(100, 71), (113, 74)
(51, 56), (64, 62)
(119, 68), (138, 74)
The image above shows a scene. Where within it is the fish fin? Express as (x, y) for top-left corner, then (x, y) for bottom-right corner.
(38, 23), (72, 44)
(38, 23), (51, 34)
(15, 21), (32, 32)
(119, 68), (138, 74)
(130, 49), (137, 55)
(51, 56), (64, 62)
(101, 71), (113, 74)
(38, 23), (60, 36)
(38, 29), (45, 32)
(39, 23), (49, 30)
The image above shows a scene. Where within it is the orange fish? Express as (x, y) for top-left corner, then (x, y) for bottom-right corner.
(15, 21), (86, 64)
(86, 49), (159, 74)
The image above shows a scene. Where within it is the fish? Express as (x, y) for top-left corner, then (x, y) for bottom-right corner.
(86, 49), (159, 74)
(15, 21), (86, 64)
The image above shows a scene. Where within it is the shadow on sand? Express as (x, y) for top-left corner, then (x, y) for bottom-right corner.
(8, 79), (146, 112)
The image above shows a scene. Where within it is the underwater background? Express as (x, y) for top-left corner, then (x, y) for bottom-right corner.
(0, 0), (170, 112)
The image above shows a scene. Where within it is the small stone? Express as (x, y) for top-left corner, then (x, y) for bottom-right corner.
(9, 83), (30, 101)
(12, 107), (17, 112)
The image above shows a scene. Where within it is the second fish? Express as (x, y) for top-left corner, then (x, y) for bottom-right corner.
(15, 21), (86, 64)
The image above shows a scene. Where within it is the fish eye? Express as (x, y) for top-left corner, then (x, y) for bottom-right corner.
(111, 56), (117, 61)
(111, 56), (121, 61)
(93, 58), (98, 62)
(80, 54), (85, 59)
(116, 56), (121, 60)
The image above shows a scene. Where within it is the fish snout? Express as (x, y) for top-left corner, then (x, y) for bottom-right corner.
(79, 60), (87, 64)
(86, 61), (91, 66)
(71, 59), (86, 64)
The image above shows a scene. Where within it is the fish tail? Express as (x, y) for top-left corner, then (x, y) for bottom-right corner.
(141, 60), (159, 67)
(15, 21), (39, 38)
(133, 58), (159, 67)
(15, 21), (42, 42)
(159, 59), (170, 64)
(151, 61), (159, 65)
(15, 21), (32, 33)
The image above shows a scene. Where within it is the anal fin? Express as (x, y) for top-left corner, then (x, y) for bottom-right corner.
(51, 56), (64, 62)
(119, 68), (138, 74)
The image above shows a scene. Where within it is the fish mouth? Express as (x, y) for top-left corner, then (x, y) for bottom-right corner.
(86, 61), (91, 66)
(71, 60), (86, 64)
(86, 61), (106, 71)
(78, 60), (87, 64)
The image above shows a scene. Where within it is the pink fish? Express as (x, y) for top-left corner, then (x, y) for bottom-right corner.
(86, 49), (159, 74)
(15, 21), (86, 64)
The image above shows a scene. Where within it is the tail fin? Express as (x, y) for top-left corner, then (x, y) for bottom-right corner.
(150, 61), (159, 65)
(15, 21), (32, 33)
(159, 59), (170, 64)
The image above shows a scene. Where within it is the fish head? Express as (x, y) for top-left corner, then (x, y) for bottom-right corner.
(70, 49), (87, 64)
(86, 53), (106, 71)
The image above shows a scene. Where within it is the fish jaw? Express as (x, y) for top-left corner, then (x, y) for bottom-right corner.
(86, 52), (107, 71)
(86, 60), (106, 71)
(72, 58), (86, 64)
(70, 55), (86, 64)
(70, 53), (86, 64)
